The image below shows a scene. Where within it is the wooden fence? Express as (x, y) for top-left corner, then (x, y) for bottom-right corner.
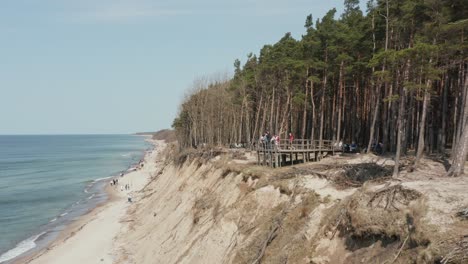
(256, 139), (340, 167)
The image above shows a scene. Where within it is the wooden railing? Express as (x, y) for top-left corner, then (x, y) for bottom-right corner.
(256, 139), (338, 152)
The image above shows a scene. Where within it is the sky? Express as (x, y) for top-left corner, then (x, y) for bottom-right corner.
(0, 0), (367, 135)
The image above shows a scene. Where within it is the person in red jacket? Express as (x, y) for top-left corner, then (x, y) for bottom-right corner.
(288, 132), (294, 149)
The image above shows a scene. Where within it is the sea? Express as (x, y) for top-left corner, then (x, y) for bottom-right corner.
(0, 135), (151, 263)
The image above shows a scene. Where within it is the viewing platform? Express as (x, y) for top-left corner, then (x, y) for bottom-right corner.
(256, 139), (340, 167)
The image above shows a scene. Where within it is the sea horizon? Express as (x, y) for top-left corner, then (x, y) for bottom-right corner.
(0, 134), (151, 263)
(0, 133), (148, 136)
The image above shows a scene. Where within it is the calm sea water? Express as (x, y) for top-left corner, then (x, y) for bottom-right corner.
(0, 135), (150, 263)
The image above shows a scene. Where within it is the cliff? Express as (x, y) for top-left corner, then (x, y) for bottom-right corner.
(115, 145), (468, 264)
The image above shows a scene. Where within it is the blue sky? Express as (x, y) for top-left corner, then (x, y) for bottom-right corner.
(0, 0), (366, 134)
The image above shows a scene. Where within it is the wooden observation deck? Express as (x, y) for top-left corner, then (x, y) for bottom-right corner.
(256, 139), (340, 167)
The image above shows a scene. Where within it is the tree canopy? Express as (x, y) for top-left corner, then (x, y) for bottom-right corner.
(173, 0), (468, 176)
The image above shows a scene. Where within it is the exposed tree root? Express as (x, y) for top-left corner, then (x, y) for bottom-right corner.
(391, 234), (409, 263)
(367, 184), (421, 211)
(439, 235), (468, 264)
(251, 222), (280, 264)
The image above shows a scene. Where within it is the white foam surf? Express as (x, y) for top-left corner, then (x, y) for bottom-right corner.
(0, 232), (46, 263)
(92, 176), (113, 183)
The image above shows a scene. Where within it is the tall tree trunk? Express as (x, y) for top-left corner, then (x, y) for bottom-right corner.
(394, 59), (411, 177)
(302, 69), (309, 139)
(452, 81), (459, 150)
(319, 49), (328, 150)
(366, 7), (378, 153)
(438, 75), (448, 153)
(319, 88), (325, 149)
(269, 86), (276, 133)
(252, 93), (263, 143)
(279, 90), (291, 138)
(415, 67), (433, 167)
(238, 99), (244, 144)
(310, 80), (316, 141)
(259, 95), (268, 139)
(448, 121), (468, 176)
(319, 76), (327, 147)
(447, 73), (468, 176)
(372, 2), (389, 153)
(453, 63), (465, 155)
(367, 83), (381, 153)
(336, 60), (344, 142)
(275, 93), (281, 134)
(245, 102), (251, 144)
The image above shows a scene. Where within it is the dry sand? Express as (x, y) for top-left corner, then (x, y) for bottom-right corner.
(23, 140), (164, 264)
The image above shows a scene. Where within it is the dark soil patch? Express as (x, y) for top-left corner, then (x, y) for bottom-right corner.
(343, 163), (392, 183)
(333, 163), (392, 188)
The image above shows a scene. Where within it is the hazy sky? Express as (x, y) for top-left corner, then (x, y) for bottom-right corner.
(0, 0), (366, 134)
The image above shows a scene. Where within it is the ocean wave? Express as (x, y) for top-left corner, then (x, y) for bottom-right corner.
(0, 232), (46, 263)
(92, 176), (113, 183)
(59, 212), (68, 217)
(49, 218), (57, 223)
(87, 194), (95, 200)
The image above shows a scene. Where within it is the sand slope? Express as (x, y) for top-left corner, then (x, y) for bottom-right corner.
(25, 146), (468, 264)
(113, 150), (468, 263)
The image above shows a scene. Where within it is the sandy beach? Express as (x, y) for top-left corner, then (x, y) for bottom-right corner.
(20, 139), (164, 264)
(9, 138), (468, 264)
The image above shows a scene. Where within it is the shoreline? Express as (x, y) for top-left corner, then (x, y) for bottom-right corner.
(10, 138), (161, 264)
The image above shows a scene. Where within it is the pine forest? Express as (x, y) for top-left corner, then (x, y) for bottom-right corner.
(172, 0), (468, 176)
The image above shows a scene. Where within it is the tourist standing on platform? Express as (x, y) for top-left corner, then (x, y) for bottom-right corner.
(260, 133), (266, 149)
(270, 134), (276, 146)
(265, 131), (272, 149)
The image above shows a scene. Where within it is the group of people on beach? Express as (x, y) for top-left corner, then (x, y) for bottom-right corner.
(119, 183), (131, 192)
(109, 174), (133, 202)
(109, 175), (131, 191)
(110, 178), (119, 186)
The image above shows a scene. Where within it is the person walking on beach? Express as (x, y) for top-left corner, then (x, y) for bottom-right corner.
(120, 185), (123, 191)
